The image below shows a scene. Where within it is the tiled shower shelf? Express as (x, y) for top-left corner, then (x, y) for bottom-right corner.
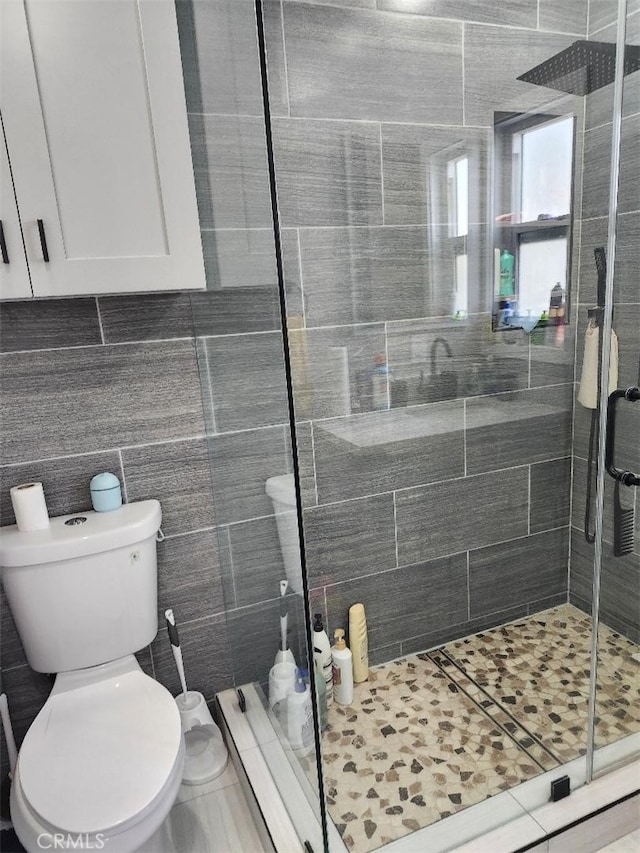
(316, 401), (566, 447)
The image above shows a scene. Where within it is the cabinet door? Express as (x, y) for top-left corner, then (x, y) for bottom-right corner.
(0, 123), (33, 299)
(0, 0), (205, 297)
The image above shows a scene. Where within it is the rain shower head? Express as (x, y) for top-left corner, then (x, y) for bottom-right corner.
(517, 40), (640, 96)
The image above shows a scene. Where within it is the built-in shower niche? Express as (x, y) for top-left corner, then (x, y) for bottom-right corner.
(492, 110), (577, 335)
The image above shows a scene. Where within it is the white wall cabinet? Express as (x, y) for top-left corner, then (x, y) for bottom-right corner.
(0, 0), (205, 300)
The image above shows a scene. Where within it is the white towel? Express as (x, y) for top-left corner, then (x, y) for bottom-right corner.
(577, 324), (618, 409)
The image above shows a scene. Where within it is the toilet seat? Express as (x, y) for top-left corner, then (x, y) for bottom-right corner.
(19, 667), (183, 836)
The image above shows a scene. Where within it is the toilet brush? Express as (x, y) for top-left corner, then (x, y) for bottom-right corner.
(165, 608), (188, 699)
(0, 682), (18, 823)
(274, 580), (296, 666)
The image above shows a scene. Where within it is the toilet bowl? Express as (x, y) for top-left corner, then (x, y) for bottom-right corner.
(265, 474), (302, 594)
(10, 656), (184, 853)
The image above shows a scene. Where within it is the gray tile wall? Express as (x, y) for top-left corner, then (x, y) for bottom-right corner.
(262, 0), (588, 663)
(569, 4), (640, 637)
(0, 0), (288, 770)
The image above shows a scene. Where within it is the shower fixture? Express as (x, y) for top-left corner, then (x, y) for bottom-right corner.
(518, 40), (640, 96)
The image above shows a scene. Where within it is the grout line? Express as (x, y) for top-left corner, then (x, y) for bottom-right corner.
(461, 23), (466, 126)
(223, 525), (239, 611)
(278, 0), (291, 118)
(94, 298), (106, 345)
(118, 449), (128, 503)
(309, 421), (320, 506)
(463, 399), (468, 476)
(466, 550), (471, 620)
(378, 122), (385, 225)
(392, 491), (399, 568)
(1, 337), (194, 357)
(321, 524), (570, 592)
(162, 525), (217, 541)
(527, 464), (532, 535)
(200, 336), (218, 435)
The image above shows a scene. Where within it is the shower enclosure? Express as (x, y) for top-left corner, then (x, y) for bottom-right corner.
(183, 0), (639, 849)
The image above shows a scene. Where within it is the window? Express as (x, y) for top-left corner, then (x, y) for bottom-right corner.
(493, 113), (575, 332)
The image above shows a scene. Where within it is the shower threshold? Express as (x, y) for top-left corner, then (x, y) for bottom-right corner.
(217, 604), (640, 853)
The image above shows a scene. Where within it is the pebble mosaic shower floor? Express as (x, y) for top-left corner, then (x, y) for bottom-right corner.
(322, 605), (640, 851)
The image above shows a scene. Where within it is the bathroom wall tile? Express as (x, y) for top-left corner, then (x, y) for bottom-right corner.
(225, 594), (307, 686)
(282, 4), (463, 124)
(286, 0), (376, 7)
(396, 466), (529, 565)
(298, 226), (454, 327)
(215, 526), (236, 610)
(0, 450), (123, 527)
(400, 602), (530, 655)
(151, 613), (233, 700)
(121, 439), (215, 536)
(529, 323), (577, 388)
(325, 553), (468, 650)
(272, 118), (382, 227)
(569, 528), (640, 637)
(464, 26), (579, 126)
(290, 421), (317, 507)
(176, 0), (263, 116)
(189, 114), (272, 230)
(582, 114), (640, 220)
(98, 294), (195, 342)
(207, 426), (289, 525)
(288, 323), (386, 420)
(588, 0), (640, 35)
(0, 666), (53, 749)
(157, 530), (225, 623)
(201, 229), (278, 292)
(313, 401), (465, 502)
(0, 340), (204, 465)
(465, 384), (573, 475)
(378, 0), (536, 27)
(530, 457), (572, 534)
(469, 527), (569, 617)
(193, 289), (282, 337)
(571, 455), (633, 549)
(280, 229), (303, 316)
(0, 299), (101, 353)
(527, 592), (569, 614)
(369, 642), (402, 666)
(585, 13), (640, 129)
(135, 646), (155, 679)
(227, 515), (287, 607)
(1, 587), (28, 671)
(578, 213), (640, 306)
(303, 492), (396, 585)
(538, 0), (588, 34)
(386, 315), (529, 405)
(262, 1), (289, 117)
(204, 332), (289, 431)
(381, 124), (490, 227)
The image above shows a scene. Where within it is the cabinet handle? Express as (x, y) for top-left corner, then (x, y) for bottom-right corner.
(37, 219), (50, 262)
(0, 220), (8, 264)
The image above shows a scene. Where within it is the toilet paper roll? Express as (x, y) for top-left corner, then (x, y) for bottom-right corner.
(10, 482), (50, 532)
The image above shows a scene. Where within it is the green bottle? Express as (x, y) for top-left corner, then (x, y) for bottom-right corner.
(532, 310), (549, 346)
(499, 250), (515, 297)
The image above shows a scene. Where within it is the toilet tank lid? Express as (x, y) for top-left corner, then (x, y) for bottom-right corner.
(0, 500), (161, 568)
(265, 473), (295, 504)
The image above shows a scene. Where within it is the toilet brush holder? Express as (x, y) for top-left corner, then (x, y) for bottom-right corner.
(175, 691), (228, 785)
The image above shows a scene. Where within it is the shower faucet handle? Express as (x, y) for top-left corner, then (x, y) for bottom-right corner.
(605, 387), (640, 487)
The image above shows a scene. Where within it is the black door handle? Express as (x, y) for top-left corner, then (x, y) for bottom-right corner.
(605, 387), (640, 486)
(0, 220), (9, 264)
(37, 218), (50, 262)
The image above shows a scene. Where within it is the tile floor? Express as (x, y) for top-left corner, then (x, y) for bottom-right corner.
(322, 605), (640, 852)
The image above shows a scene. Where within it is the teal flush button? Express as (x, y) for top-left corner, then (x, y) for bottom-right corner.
(90, 472), (123, 512)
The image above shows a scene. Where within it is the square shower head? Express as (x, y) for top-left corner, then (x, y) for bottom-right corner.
(517, 40), (640, 96)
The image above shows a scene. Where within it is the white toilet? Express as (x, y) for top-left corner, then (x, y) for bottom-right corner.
(0, 500), (185, 853)
(265, 474), (302, 594)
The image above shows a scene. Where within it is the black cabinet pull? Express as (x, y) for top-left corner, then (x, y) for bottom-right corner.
(606, 386), (640, 486)
(0, 220), (8, 264)
(37, 218), (49, 262)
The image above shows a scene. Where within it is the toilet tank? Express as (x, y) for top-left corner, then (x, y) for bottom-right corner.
(0, 500), (162, 673)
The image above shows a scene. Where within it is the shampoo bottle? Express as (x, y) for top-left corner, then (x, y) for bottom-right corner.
(348, 603), (369, 683)
(287, 670), (314, 754)
(331, 629), (354, 706)
(313, 613), (333, 706)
